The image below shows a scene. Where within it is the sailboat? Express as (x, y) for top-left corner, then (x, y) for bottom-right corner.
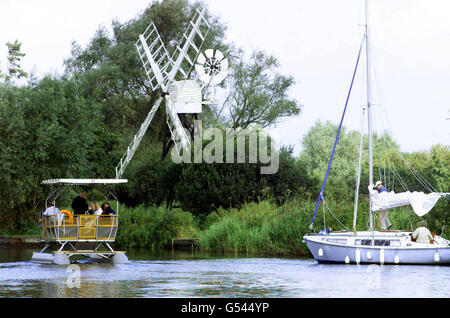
(302, 0), (450, 265)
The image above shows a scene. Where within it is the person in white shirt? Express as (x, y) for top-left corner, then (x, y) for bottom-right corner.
(91, 202), (103, 216)
(368, 181), (393, 230)
(411, 220), (434, 244)
(43, 202), (64, 226)
(43, 202), (62, 216)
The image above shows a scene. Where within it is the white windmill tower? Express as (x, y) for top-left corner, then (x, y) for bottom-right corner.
(115, 7), (228, 179)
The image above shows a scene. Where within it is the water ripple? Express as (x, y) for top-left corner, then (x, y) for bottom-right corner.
(0, 249), (449, 297)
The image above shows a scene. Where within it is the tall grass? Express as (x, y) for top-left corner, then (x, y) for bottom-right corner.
(115, 199), (448, 256)
(199, 200), (314, 256)
(116, 205), (200, 250)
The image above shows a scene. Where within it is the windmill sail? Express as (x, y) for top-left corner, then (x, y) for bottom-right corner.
(136, 22), (173, 91)
(116, 98), (163, 179)
(169, 7), (211, 81)
(369, 186), (449, 217)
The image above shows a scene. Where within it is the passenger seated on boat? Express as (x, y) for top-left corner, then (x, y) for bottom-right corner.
(43, 202), (62, 216)
(72, 191), (89, 215)
(43, 202), (66, 226)
(90, 202), (103, 216)
(101, 202), (116, 215)
(411, 220), (434, 244)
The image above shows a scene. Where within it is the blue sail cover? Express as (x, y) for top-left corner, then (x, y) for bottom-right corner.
(309, 36), (366, 229)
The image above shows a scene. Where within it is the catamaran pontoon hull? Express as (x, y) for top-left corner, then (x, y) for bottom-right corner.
(31, 250), (129, 265)
(303, 232), (450, 265)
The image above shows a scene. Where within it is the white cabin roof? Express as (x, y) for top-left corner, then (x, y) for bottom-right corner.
(42, 179), (128, 185)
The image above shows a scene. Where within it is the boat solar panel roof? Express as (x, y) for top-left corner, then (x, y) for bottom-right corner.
(42, 179), (128, 185)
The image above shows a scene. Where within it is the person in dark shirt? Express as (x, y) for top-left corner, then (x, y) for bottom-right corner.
(72, 191), (89, 215)
(101, 202), (116, 215)
(374, 181), (388, 193)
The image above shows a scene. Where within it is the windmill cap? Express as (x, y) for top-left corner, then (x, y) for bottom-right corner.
(375, 181), (383, 187)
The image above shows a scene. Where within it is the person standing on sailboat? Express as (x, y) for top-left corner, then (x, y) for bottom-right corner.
(372, 181), (393, 230)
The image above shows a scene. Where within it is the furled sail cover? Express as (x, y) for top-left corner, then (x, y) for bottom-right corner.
(368, 186), (449, 217)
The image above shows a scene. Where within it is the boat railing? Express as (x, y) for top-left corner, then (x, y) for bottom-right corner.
(40, 215), (118, 242)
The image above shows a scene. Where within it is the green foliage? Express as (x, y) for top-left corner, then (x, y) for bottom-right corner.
(116, 205), (200, 250)
(0, 61), (4, 83)
(5, 40), (28, 82)
(175, 128), (309, 215)
(114, 197), (448, 256)
(297, 120), (406, 201)
(118, 148), (181, 208)
(116, 126), (311, 216)
(427, 145), (449, 192)
(199, 200), (312, 256)
(218, 50), (301, 129)
(297, 120), (362, 200)
(177, 161), (261, 215)
(265, 146), (315, 204)
(0, 76), (103, 233)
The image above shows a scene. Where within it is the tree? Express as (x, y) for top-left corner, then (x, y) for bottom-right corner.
(264, 146), (314, 204)
(217, 50), (300, 130)
(297, 121), (403, 201)
(6, 40), (28, 82)
(175, 128), (307, 215)
(298, 121), (361, 200)
(429, 145), (450, 193)
(0, 61), (4, 82)
(117, 148), (181, 209)
(0, 77), (102, 233)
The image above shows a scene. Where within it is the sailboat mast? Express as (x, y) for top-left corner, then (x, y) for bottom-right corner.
(365, 0), (375, 232)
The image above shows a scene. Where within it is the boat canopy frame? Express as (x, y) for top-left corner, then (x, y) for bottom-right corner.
(42, 179), (128, 213)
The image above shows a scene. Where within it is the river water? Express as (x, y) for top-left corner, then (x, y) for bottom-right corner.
(0, 248), (449, 298)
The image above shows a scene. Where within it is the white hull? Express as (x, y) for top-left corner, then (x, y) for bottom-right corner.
(303, 231), (450, 265)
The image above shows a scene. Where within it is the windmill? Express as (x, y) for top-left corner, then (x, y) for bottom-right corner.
(115, 7), (228, 179)
(196, 48), (229, 104)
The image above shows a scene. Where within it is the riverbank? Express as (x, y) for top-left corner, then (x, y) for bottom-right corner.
(2, 199), (445, 257)
(0, 236), (41, 248)
(114, 200), (314, 257)
(115, 199), (442, 257)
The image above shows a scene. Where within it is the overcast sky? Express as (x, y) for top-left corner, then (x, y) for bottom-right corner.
(0, 0), (449, 154)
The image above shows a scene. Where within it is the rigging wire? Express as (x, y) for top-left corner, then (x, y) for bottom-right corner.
(391, 164), (409, 192)
(323, 199), (326, 231)
(368, 32), (438, 194)
(378, 165), (383, 186)
(384, 138), (437, 193)
(353, 105), (365, 232)
(386, 155), (392, 190)
(382, 137), (410, 191)
(322, 196), (351, 232)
